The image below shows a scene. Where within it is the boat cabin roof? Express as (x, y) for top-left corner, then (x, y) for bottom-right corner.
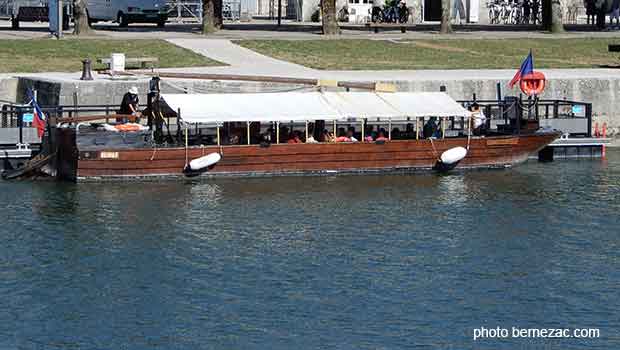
(161, 91), (470, 124)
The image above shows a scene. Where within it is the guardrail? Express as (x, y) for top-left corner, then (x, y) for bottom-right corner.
(1, 97), (594, 146)
(457, 97), (593, 137)
(1, 103), (125, 145)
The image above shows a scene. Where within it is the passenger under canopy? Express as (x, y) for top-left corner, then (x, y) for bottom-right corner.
(160, 91), (470, 124)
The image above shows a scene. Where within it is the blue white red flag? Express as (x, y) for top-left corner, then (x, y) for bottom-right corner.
(508, 51), (534, 88)
(26, 89), (46, 138)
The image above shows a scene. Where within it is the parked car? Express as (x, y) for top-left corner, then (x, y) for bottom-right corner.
(86, 0), (168, 27)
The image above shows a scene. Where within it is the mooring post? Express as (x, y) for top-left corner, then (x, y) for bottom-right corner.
(496, 82), (502, 102)
(80, 59), (93, 81)
(586, 103), (593, 137)
(17, 107), (23, 145)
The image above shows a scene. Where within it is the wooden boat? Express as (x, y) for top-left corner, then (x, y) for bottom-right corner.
(51, 91), (561, 181)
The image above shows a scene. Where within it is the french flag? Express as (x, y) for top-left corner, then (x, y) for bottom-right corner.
(26, 89), (46, 138)
(508, 51), (534, 89)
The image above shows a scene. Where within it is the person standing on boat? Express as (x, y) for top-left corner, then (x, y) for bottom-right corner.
(423, 117), (438, 138)
(118, 86), (140, 123)
(470, 103), (487, 136)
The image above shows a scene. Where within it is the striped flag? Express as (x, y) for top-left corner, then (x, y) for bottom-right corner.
(508, 51), (534, 89)
(26, 89), (46, 138)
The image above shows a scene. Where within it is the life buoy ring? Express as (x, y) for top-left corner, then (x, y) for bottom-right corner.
(520, 71), (546, 96)
(114, 123), (143, 132)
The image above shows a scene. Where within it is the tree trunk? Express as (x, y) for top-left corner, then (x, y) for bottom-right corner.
(440, 0), (452, 34)
(541, 0), (563, 32)
(321, 0), (340, 35)
(202, 0), (217, 33)
(214, 0), (223, 28)
(549, 0), (565, 32)
(73, 0), (92, 35)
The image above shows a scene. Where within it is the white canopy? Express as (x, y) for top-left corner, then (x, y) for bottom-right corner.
(321, 92), (471, 119)
(161, 91), (469, 124)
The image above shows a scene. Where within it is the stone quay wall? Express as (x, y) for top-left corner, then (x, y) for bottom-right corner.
(1, 74), (618, 137)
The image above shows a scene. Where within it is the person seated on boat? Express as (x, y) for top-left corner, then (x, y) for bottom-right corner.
(335, 129), (351, 142)
(287, 131), (303, 144)
(306, 123), (317, 143)
(469, 103), (487, 136)
(280, 126), (290, 143)
(118, 86), (140, 123)
(228, 134), (240, 145)
(260, 130), (272, 145)
(320, 130), (335, 143)
(306, 134), (318, 143)
(391, 127), (401, 140)
(423, 117), (438, 139)
(405, 123), (415, 139)
(346, 128), (359, 142)
(375, 131), (388, 142)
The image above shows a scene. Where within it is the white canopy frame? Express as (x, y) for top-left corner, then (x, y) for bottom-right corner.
(161, 91), (470, 124)
(161, 91), (471, 143)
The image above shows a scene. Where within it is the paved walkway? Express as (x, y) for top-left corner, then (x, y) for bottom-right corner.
(165, 39), (317, 77)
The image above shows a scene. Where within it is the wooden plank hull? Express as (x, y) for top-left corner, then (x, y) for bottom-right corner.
(58, 131), (561, 181)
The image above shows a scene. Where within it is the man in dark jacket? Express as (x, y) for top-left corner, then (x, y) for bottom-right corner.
(118, 86), (139, 122)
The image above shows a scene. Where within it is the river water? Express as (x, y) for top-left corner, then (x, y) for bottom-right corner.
(1, 151), (619, 350)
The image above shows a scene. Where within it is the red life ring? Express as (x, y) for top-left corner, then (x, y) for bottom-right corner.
(520, 71), (546, 96)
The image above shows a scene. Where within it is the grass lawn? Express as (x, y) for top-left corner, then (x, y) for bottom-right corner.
(0, 39), (223, 73)
(237, 38), (620, 70)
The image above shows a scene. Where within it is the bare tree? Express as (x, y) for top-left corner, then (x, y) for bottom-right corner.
(440, 0), (452, 33)
(322, 0), (340, 35)
(73, 0), (92, 35)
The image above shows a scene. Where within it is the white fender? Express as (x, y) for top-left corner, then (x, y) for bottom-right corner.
(189, 152), (221, 171)
(440, 146), (467, 165)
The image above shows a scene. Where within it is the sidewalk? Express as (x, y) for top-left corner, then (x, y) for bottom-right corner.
(165, 39), (317, 77)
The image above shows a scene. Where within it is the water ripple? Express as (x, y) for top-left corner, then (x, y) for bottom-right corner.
(1, 151), (619, 349)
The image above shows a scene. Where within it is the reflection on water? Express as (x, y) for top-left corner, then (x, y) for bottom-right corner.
(1, 151), (619, 349)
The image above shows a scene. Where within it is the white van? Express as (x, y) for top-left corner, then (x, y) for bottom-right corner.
(86, 0), (168, 27)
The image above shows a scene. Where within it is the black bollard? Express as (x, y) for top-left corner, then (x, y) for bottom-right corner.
(80, 59), (93, 81)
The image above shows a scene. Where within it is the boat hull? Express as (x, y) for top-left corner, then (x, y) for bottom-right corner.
(56, 131), (561, 181)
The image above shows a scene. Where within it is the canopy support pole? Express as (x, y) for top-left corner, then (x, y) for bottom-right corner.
(305, 121), (309, 141)
(441, 117), (445, 139)
(247, 121), (251, 145)
(276, 122), (280, 144)
(388, 119), (392, 140)
(416, 118), (420, 140)
(184, 124), (189, 166)
(333, 120), (336, 139)
(216, 125), (221, 146)
(361, 119), (365, 141)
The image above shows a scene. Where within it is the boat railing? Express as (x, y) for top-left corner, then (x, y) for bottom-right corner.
(1, 97), (593, 148)
(457, 98), (593, 137)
